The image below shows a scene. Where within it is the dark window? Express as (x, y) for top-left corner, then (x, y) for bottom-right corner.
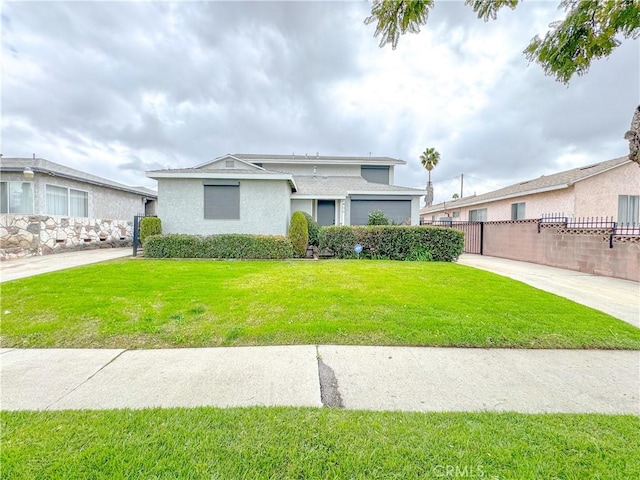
(361, 166), (390, 184)
(204, 181), (240, 219)
(469, 208), (487, 221)
(511, 202), (526, 220)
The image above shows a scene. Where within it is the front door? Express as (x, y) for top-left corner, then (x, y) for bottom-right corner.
(317, 200), (335, 226)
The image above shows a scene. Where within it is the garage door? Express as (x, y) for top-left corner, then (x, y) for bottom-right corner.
(350, 197), (411, 225)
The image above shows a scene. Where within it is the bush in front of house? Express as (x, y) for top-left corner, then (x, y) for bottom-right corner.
(140, 217), (162, 243)
(367, 210), (389, 225)
(143, 234), (294, 259)
(319, 225), (464, 261)
(302, 212), (320, 247)
(288, 211), (309, 258)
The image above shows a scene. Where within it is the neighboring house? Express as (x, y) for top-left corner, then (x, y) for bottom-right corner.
(1, 158), (157, 218)
(147, 153), (425, 236)
(420, 156), (640, 224)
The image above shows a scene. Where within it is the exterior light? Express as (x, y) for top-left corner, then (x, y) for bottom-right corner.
(23, 167), (35, 180)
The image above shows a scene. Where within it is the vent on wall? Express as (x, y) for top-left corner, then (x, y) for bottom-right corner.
(225, 160), (234, 168)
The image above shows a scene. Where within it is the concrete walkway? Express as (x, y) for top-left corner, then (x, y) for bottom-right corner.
(0, 247), (132, 283)
(1, 346), (638, 414)
(1, 251), (638, 413)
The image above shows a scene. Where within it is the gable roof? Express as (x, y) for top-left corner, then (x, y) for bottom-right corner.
(146, 164), (298, 191)
(421, 156), (631, 214)
(0, 157), (157, 198)
(292, 175), (425, 199)
(218, 153), (405, 166)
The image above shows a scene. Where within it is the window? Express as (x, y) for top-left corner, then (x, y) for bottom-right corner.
(468, 208), (487, 221)
(618, 195), (639, 225)
(361, 166), (390, 184)
(204, 181), (240, 219)
(452, 211), (460, 218)
(0, 181), (34, 214)
(45, 185), (89, 217)
(511, 202), (526, 220)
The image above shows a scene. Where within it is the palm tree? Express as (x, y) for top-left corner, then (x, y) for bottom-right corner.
(420, 148), (440, 207)
(420, 147), (440, 184)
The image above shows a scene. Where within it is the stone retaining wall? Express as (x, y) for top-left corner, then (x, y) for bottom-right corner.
(0, 214), (133, 261)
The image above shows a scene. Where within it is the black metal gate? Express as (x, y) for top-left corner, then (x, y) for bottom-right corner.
(132, 214), (144, 257)
(421, 220), (483, 254)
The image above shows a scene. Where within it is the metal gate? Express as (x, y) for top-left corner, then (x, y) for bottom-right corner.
(421, 220), (483, 254)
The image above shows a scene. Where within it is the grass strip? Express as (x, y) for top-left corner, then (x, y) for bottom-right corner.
(2, 407), (638, 479)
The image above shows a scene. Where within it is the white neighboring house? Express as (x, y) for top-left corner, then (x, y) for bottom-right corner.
(147, 153), (426, 236)
(1, 157), (157, 218)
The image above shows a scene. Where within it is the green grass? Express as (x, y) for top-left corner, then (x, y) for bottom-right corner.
(1, 259), (638, 349)
(2, 407), (638, 479)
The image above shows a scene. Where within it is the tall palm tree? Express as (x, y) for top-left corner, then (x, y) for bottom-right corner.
(420, 148), (440, 206)
(420, 147), (440, 184)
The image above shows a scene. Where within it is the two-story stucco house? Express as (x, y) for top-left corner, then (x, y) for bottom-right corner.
(147, 153), (425, 236)
(420, 156), (640, 224)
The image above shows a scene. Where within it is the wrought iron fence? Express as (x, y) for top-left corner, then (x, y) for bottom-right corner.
(539, 213), (639, 247)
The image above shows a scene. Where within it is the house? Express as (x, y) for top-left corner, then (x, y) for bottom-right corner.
(0, 157), (157, 259)
(146, 153), (425, 236)
(1, 157), (157, 218)
(420, 156), (639, 224)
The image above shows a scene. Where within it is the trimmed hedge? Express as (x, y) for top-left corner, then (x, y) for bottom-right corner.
(319, 226), (464, 262)
(288, 211), (309, 258)
(143, 234), (294, 259)
(140, 217), (162, 243)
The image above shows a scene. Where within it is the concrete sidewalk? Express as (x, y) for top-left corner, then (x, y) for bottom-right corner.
(457, 254), (640, 327)
(1, 346), (638, 413)
(0, 248), (132, 283)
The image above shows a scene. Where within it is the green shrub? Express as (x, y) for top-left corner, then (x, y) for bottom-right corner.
(319, 225), (463, 261)
(288, 211), (309, 258)
(140, 217), (162, 243)
(367, 210), (389, 225)
(302, 212), (320, 247)
(143, 234), (294, 259)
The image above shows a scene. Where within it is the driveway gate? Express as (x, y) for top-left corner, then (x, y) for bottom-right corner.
(421, 220), (483, 254)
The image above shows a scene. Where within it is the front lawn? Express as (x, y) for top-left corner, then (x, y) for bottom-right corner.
(2, 408), (638, 479)
(1, 259), (638, 349)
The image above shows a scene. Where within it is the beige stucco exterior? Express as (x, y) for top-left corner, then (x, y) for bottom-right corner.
(423, 161), (640, 222)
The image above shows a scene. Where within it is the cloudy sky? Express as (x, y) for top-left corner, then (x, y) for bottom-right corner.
(2, 0), (638, 202)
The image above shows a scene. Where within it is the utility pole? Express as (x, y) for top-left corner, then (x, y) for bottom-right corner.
(460, 173), (464, 198)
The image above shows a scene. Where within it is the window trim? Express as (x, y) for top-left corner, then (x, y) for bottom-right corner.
(618, 195), (639, 225)
(0, 181), (35, 214)
(468, 208), (487, 222)
(511, 202), (526, 220)
(203, 181), (240, 220)
(45, 184), (90, 217)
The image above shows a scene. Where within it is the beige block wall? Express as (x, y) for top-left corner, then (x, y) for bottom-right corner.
(482, 220), (639, 282)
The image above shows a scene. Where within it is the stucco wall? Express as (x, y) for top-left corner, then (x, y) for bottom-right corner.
(291, 199), (314, 217)
(481, 220), (639, 282)
(158, 178), (292, 235)
(574, 162), (640, 218)
(1, 171), (149, 220)
(265, 163), (362, 177)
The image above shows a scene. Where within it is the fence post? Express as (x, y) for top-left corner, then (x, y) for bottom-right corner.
(479, 221), (484, 256)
